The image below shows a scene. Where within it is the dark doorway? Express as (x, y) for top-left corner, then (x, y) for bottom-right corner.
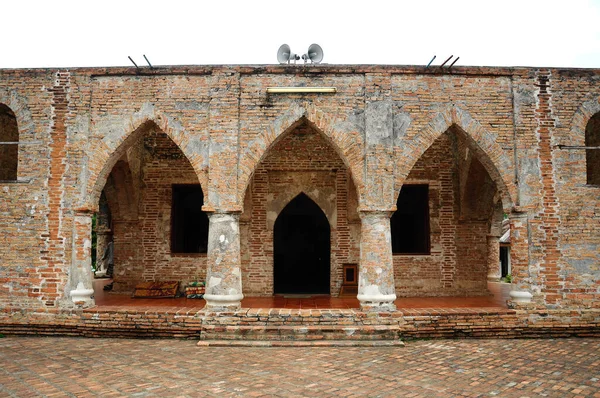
(274, 193), (330, 294)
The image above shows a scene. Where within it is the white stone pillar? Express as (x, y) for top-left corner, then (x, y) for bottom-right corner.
(68, 211), (95, 307)
(204, 212), (244, 310)
(357, 211), (397, 311)
(487, 234), (501, 281)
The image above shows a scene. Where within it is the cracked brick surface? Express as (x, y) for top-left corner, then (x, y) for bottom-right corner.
(1, 337), (600, 397)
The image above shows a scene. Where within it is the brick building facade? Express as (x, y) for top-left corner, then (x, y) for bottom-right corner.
(0, 64), (599, 327)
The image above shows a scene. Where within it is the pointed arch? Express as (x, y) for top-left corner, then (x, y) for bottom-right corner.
(395, 105), (516, 211)
(84, 104), (208, 210)
(568, 96), (600, 185)
(0, 89), (34, 138)
(569, 95), (600, 144)
(278, 192), (330, 221)
(237, 103), (364, 207)
(270, 189), (334, 229)
(0, 89), (35, 181)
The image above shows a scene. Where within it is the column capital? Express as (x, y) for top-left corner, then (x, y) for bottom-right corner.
(357, 207), (396, 219)
(73, 207), (95, 216)
(201, 206), (243, 214)
(509, 207), (529, 217)
(206, 212), (242, 223)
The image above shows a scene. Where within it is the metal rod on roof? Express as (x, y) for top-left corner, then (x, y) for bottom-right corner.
(449, 56), (460, 69)
(440, 55), (453, 68)
(143, 54), (153, 68)
(0, 140), (44, 145)
(128, 56), (139, 68)
(557, 145), (600, 150)
(426, 55), (436, 68)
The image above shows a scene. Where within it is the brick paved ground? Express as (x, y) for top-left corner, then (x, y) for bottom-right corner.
(0, 337), (599, 397)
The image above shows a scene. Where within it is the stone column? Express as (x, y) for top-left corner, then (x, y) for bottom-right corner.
(204, 212), (244, 310)
(487, 234), (501, 281)
(68, 211), (95, 307)
(357, 210), (397, 311)
(508, 211), (533, 303)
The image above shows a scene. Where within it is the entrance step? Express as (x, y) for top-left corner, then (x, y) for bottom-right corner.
(197, 339), (405, 347)
(200, 324), (401, 342)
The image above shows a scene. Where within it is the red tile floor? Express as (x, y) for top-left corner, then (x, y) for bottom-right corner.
(93, 278), (511, 310)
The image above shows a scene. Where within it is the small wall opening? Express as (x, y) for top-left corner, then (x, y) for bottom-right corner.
(274, 193), (330, 294)
(0, 103), (18, 181)
(586, 112), (600, 185)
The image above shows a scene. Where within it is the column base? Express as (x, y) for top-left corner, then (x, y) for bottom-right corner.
(358, 293), (397, 312)
(509, 290), (533, 303)
(204, 293), (244, 311)
(70, 282), (95, 307)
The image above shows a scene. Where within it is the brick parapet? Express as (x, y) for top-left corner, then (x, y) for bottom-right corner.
(6, 64), (594, 78)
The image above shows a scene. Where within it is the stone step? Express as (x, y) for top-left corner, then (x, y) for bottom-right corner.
(200, 324), (400, 341)
(197, 339), (405, 347)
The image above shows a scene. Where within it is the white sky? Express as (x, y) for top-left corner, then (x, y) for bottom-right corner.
(2, 0), (600, 69)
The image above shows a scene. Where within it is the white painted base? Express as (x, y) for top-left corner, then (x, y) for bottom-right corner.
(94, 270), (107, 278)
(509, 290), (533, 303)
(204, 293), (244, 310)
(70, 282), (94, 306)
(358, 293), (397, 311)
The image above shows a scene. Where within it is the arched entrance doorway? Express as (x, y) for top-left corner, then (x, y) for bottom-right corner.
(274, 193), (330, 294)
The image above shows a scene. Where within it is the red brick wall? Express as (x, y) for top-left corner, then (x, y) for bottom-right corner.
(539, 69), (600, 308)
(0, 70), (57, 311)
